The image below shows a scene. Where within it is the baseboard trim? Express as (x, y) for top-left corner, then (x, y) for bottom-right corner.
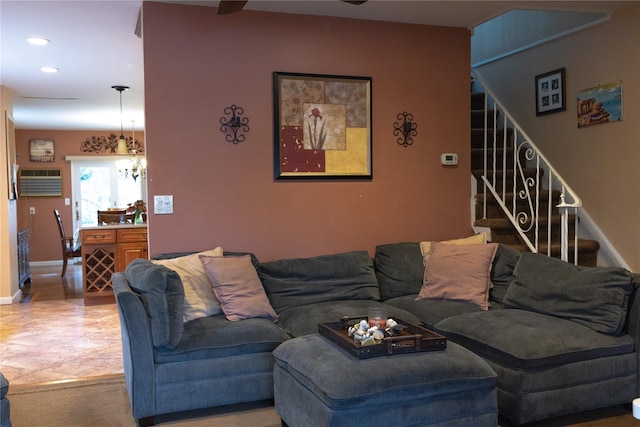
(0, 289), (24, 305)
(29, 259), (80, 268)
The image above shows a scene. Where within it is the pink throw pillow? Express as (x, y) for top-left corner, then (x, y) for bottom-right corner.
(200, 254), (277, 321)
(417, 242), (498, 310)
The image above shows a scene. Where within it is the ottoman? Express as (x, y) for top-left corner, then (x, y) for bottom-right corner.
(273, 334), (497, 427)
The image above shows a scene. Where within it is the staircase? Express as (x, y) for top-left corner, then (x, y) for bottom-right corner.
(470, 75), (599, 267)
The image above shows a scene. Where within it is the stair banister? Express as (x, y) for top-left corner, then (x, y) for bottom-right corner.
(472, 69), (582, 264)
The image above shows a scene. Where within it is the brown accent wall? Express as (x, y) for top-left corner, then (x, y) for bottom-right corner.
(142, 3), (472, 262)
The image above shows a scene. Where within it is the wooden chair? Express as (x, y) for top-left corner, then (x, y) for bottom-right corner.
(97, 209), (127, 225)
(54, 209), (81, 277)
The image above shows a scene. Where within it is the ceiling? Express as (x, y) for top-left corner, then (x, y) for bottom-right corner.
(0, 0), (628, 131)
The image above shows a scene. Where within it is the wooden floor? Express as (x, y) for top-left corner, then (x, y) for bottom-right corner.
(2, 263), (639, 426)
(20, 262), (84, 302)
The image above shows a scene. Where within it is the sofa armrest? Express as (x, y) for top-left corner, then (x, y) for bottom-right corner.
(627, 273), (640, 396)
(113, 272), (157, 420)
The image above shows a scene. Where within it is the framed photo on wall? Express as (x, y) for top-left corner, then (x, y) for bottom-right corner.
(273, 71), (372, 179)
(535, 68), (566, 116)
(30, 139), (55, 162)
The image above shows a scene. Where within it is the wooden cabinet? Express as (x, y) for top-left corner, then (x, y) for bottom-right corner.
(81, 225), (148, 305)
(116, 228), (148, 271)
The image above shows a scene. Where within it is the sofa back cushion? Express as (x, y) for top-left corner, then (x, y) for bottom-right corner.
(125, 258), (185, 348)
(374, 242), (424, 300)
(489, 244), (522, 305)
(503, 252), (635, 335)
(258, 251), (380, 313)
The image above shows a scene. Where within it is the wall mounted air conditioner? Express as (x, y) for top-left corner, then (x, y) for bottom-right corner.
(18, 168), (62, 197)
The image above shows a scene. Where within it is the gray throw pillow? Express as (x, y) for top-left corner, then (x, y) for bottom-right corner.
(503, 252), (634, 335)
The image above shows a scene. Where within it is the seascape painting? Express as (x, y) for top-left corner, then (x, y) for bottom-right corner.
(577, 82), (622, 128)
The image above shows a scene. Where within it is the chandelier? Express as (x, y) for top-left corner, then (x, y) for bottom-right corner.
(116, 121), (146, 181)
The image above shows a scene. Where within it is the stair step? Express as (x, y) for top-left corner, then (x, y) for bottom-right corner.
(471, 147), (520, 169)
(475, 215), (573, 230)
(475, 189), (560, 204)
(470, 128), (515, 148)
(471, 92), (485, 110)
(471, 110), (497, 128)
(472, 168), (543, 193)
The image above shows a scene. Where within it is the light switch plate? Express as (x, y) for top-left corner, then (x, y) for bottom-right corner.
(154, 195), (174, 214)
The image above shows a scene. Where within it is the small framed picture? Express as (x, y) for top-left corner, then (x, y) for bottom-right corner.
(30, 139), (55, 162)
(535, 68), (566, 116)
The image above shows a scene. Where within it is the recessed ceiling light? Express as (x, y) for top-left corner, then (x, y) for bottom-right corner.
(40, 66), (59, 73)
(27, 37), (50, 46)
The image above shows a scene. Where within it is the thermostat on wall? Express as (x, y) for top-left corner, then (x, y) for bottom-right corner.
(441, 153), (458, 166)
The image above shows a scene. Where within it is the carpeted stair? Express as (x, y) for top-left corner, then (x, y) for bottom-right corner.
(470, 91), (599, 266)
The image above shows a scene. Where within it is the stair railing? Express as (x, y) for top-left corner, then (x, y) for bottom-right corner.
(472, 69), (582, 264)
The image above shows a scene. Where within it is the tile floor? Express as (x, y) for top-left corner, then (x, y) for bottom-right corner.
(0, 263), (124, 385)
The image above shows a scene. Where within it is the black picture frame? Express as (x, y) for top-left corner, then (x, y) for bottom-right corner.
(535, 68), (566, 116)
(273, 71), (372, 179)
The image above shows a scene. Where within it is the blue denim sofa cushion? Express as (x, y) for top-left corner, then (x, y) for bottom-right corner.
(154, 315), (290, 364)
(436, 309), (635, 369)
(373, 242), (423, 301)
(274, 300), (422, 337)
(258, 251), (380, 313)
(125, 258), (185, 349)
(503, 252), (634, 335)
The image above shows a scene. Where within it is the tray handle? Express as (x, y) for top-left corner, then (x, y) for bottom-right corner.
(384, 334), (422, 354)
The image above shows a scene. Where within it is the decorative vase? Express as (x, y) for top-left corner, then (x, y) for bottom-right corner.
(134, 209), (144, 224)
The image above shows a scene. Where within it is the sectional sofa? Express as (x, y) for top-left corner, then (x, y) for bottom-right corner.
(112, 239), (639, 426)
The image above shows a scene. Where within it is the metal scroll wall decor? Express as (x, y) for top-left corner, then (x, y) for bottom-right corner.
(219, 105), (249, 144)
(393, 111), (417, 148)
(80, 134), (144, 154)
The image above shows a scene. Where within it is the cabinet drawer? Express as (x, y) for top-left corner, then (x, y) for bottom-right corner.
(117, 227), (148, 243)
(82, 229), (117, 244)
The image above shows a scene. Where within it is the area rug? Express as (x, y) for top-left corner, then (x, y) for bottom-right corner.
(7, 374), (281, 427)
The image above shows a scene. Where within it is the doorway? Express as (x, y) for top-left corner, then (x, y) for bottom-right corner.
(69, 157), (146, 231)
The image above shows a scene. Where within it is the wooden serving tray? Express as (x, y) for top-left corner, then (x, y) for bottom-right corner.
(318, 316), (447, 359)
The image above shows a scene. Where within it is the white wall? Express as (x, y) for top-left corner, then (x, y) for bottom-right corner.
(1, 85), (21, 303)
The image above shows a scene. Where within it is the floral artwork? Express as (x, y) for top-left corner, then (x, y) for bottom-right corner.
(274, 72), (372, 179)
(577, 82), (622, 128)
(303, 104), (346, 150)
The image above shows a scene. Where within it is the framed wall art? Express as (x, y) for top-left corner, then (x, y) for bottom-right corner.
(273, 71), (372, 179)
(577, 81), (622, 128)
(535, 68), (566, 116)
(30, 139), (55, 162)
